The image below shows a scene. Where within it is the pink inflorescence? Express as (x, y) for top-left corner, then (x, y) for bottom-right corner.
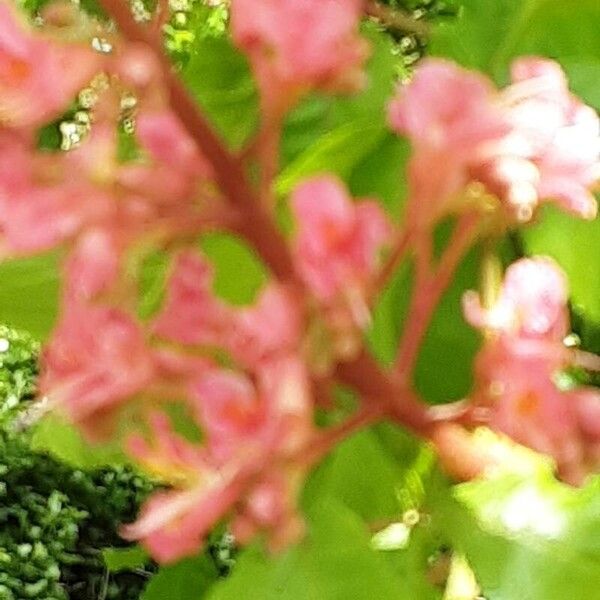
(231, 0), (369, 116)
(0, 1), (100, 128)
(289, 175), (391, 363)
(465, 258), (600, 485)
(388, 58), (600, 227)
(3, 0), (600, 566)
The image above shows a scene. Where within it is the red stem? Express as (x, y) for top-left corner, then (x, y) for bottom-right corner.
(335, 350), (433, 435)
(364, 0), (430, 37)
(394, 214), (479, 378)
(256, 114), (283, 208)
(301, 403), (386, 467)
(152, 0), (170, 35)
(98, 0), (296, 283)
(371, 228), (413, 301)
(99, 0), (463, 450)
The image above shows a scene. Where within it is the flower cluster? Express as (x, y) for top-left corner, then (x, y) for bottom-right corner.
(464, 258), (600, 484)
(2, 0), (600, 567)
(388, 58), (600, 228)
(231, 0), (368, 117)
(0, 0), (387, 563)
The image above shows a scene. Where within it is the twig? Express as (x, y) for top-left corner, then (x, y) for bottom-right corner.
(301, 403), (386, 467)
(98, 0), (297, 283)
(364, 0), (430, 37)
(371, 228), (413, 301)
(98, 0), (473, 453)
(152, 0), (170, 35)
(394, 213), (479, 377)
(335, 350), (433, 435)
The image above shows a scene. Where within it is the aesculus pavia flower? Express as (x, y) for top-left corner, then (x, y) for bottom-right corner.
(122, 356), (313, 562)
(121, 412), (246, 563)
(5, 0), (600, 572)
(506, 58), (600, 220)
(465, 257), (600, 484)
(463, 256), (569, 344)
(388, 57), (600, 227)
(387, 59), (510, 227)
(152, 250), (233, 348)
(231, 0), (369, 116)
(40, 300), (155, 438)
(0, 1), (100, 128)
(291, 175), (390, 322)
(229, 283), (302, 369)
(0, 131), (111, 255)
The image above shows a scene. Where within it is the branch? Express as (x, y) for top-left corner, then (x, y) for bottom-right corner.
(98, 0), (297, 283)
(100, 0), (459, 449)
(370, 228), (413, 302)
(364, 1), (430, 37)
(335, 350), (433, 436)
(394, 213), (479, 377)
(300, 403), (386, 467)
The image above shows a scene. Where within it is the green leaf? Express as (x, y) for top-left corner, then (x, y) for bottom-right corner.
(348, 134), (410, 216)
(369, 262), (411, 368)
(523, 205), (600, 323)
(182, 36), (259, 149)
(414, 245), (480, 403)
(430, 462), (600, 600)
(142, 555), (218, 600)
(429, 0), (533, 77)
(369, 230), (480, 404)
(558, 58), (600, 111)
(382, 523), (444, 600)
(0, 252), (60, 340)
(431, 0), (600, 82)
(279, 25), (400, 186)
(30, 414), (126, 469)
(302, 428), (403, 521)
(103, 545), (150, 573)
(207, 499), (409, 600)
(276, 121), (387, 197)
(200, 233), (268, 305)
(138, 250), (171, 320)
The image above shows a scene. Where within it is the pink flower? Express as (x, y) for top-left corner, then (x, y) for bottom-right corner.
(388, 60), (507, 161)
(127, 412), (209, 486)
(388, 59), (510, 225)
(233, 472), (305, 552)
(0, 2), (100, 128)
(123, 403), (309, 563)
(505, 57), (600, 220)
(465, 257), (600, 484)
(153, 251), (233, 347)
(123, 489), (218, 563)
(257, 355), (313, 456)
(291, 175), (390, 304)
(0, 133), (111, 254)
(473, 337), (582, 473)
(64, 228), (121, 300)
(136, 110), (211, 179)
(231, 0), (368, 114)
(191, 370), (264, 460)
(122, 357), (313, 561)
(388, 58), (600, 225)
(154, 255), (305, 379)
(123, 413), (246, 563)
(463, 257), (569, 343)
(40, 302), (154, 435)
(190, 357), (313, 460)
(229, 284), (302, 368)
(576, 389), (600, 440)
